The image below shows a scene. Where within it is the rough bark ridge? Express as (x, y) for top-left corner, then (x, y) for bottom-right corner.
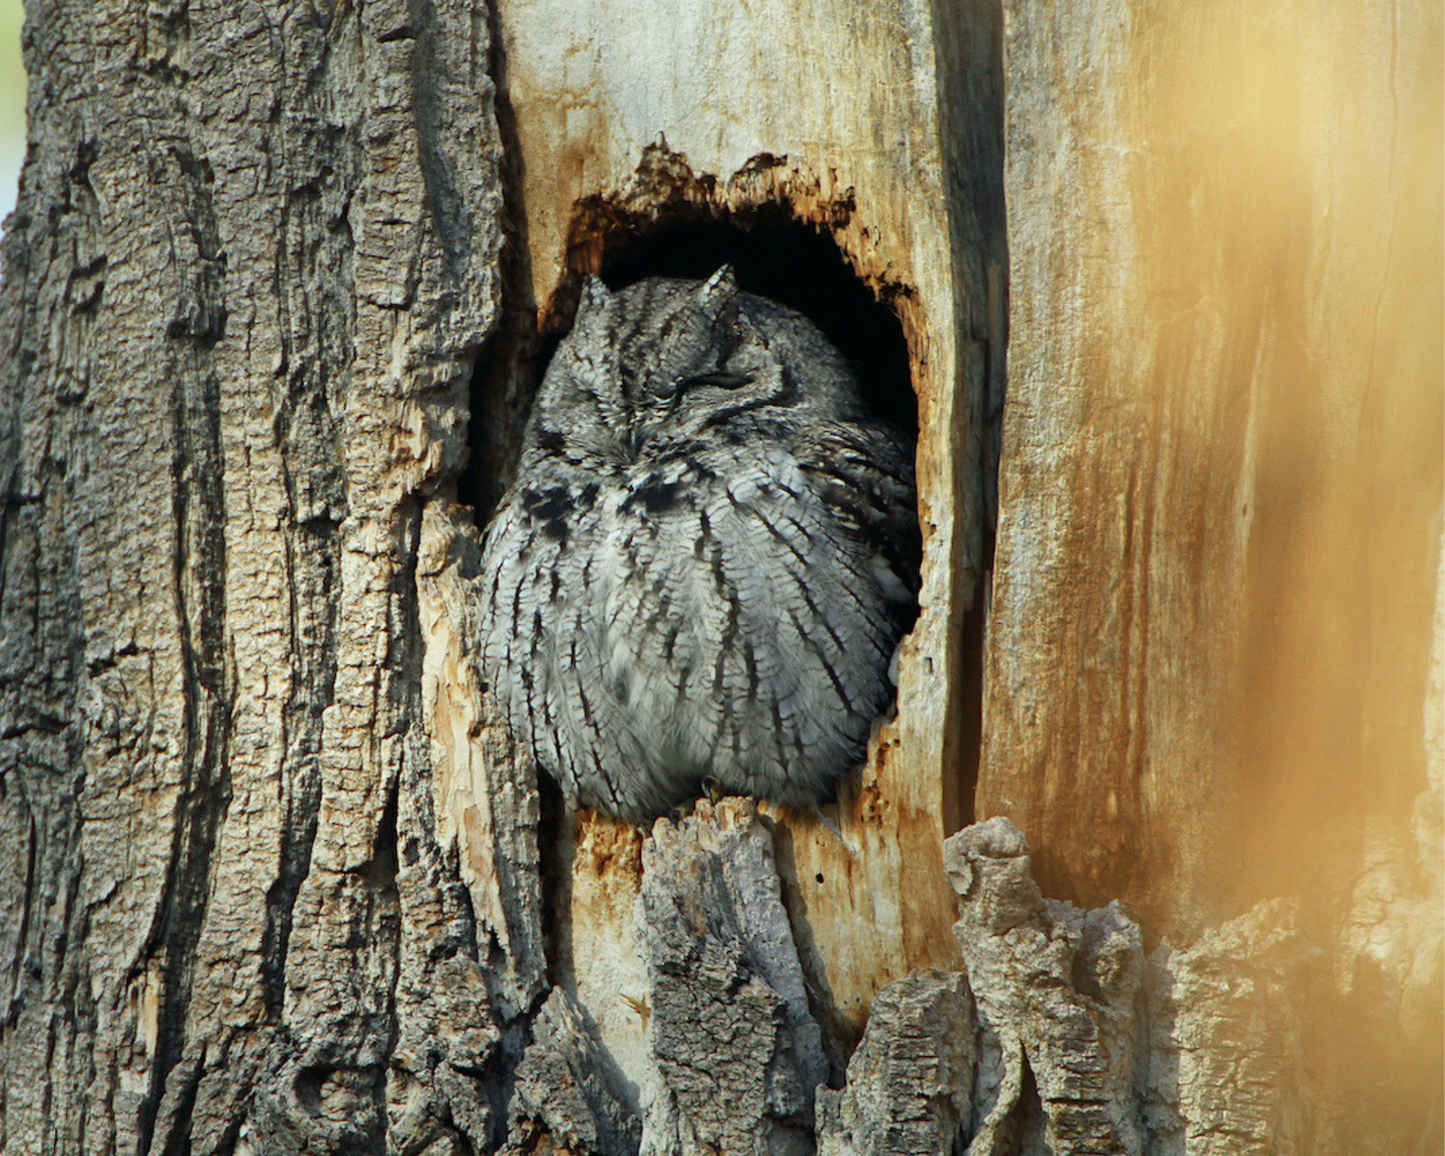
(637, 801), (829, 1156)
(0, 1), (515, 1151)
(944, 821), (1325, 1156)
(946, 821), (1144, 1156)
(814, 970), (975, 1156)
(503, 986), (641, 1155)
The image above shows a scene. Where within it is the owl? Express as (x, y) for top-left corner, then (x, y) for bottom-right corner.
(477, 266), (919, 821)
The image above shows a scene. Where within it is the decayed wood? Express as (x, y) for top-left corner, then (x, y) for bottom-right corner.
(981, 1), (1442, 1148)
(488, 0), (1006, 1064)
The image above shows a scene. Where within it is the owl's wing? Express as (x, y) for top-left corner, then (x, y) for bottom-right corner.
(792, 420), (921, 611)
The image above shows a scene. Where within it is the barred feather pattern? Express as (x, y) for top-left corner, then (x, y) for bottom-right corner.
(477, 269), (919, 821)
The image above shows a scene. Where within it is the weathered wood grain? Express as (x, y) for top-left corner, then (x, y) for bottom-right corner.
(981, 2), (1441, 1148)
(487, 0), (1006, 1069)
(987, 0), (1441, 929)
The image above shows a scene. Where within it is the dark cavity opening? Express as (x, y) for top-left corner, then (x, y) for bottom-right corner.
(458, 207), (925, 823)
(599, 217), (916, 435)
(460, 211), (918, 520)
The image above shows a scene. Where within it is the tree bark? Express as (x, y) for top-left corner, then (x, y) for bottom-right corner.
(0, 0), (1438, 1155)
(2, 1), (505, 1150)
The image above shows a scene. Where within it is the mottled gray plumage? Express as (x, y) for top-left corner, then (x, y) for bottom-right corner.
(477, 268), (918, 821)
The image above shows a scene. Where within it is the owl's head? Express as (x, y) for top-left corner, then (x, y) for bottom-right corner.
(524, 267), (865, 464)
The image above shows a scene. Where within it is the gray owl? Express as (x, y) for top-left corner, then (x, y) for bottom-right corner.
(477, 267), (918, 821)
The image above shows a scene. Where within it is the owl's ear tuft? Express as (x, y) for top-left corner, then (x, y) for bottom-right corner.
(576, 274), (613, 320)
(697, 264), (740, 309)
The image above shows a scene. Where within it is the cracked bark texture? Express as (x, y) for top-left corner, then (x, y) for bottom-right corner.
(0, 0), (511, 1151)
(1, 0), (1440, 1152)
(637, 801), (828, 1156)
(814, 970), (975, 1156)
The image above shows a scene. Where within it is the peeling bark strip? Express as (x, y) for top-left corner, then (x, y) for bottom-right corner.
(418, 499), (546, 1018)
(946, 819), (1144, 1155)
(505, 986), (642, 1156)
(814, 970), (976, 1156)
(942, 820), (1332, 1156)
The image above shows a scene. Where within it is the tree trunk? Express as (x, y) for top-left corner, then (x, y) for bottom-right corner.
(0, 1), (1438, 1155)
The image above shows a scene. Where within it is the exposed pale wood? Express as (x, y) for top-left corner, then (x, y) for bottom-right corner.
(986, 0), (1442, 930)
(488, 0), (1005, 1065)
(981, 1), (1442, 1148)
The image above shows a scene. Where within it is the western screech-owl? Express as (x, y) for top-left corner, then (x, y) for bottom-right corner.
(477, 267), (919, 821)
